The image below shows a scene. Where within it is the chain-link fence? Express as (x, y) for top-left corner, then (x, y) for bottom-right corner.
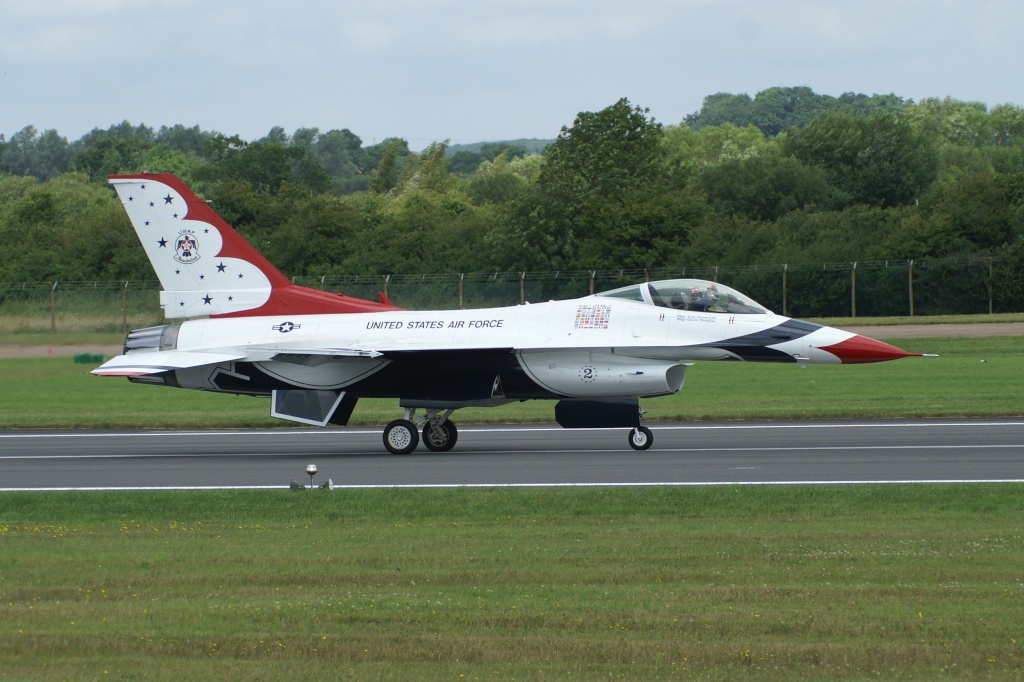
(1, 256), (1016, 333)
(0, 281), (164, 333)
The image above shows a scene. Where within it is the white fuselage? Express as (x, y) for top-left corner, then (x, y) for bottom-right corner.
(173, 296), (849, 364)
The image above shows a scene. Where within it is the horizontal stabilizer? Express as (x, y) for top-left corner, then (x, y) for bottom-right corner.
(160, 288), (273, 319)
(91, 350), (247, 376)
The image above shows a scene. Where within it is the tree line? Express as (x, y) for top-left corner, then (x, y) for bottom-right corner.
(1, 86), (1023, 312)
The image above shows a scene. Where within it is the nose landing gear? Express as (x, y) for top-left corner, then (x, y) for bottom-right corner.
(628, 425), (654, 451)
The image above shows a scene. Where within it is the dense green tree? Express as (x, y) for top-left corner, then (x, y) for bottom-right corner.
(662, 123), (766, 184)
(448, 143), (528, 175)
(135, 145), (203, 185)
(336, 189), (491, 279)
(542, 98), (663, 201)
(266, 193), (365, 275)
(448, 151), (483, 176)
(72, 135), (155, 181)
(355, 138), (409, 174)
(75, 121), (155, 146)
(0, 127), (74, 180)
(311, 129), (363, 176)
(783, 111), (938, 207)
(260, 126), (289, 145)
(368, 140), (403, 194)
(697, 153), (837, 221)
(990, 104), (1024, 147)
(155, 124), (208, 156)
(686, 87), (906, 137)
(387, 142), (452, 197)
(684, 92), (753, 130)
(904, 97), (991, 147)
(920, 172), (1024, 251)
(290, 127), (368, 192)
(494, 98), (686, 271)
(835, 91), (906, 116)
(464, 153), (538, 206)
(201, 139), (306, 195)
(747, 86), (831, 137)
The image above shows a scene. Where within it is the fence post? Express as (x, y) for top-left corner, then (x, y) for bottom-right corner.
(122, 281), (130, 333)
(49, 281), (58, 333)
(908, 260), (915, 317)
(782, 264), (788, 317)
(590, 271), (596, 295)
(459, 273), (464, 309)
(383, 274), (390, 300)
(851, 262), (857, 318)
(988, 257), (994, 315)
(520, 272), (526, 305)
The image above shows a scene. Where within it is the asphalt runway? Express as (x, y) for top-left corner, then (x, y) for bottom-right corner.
(2, 419), (1023, 490)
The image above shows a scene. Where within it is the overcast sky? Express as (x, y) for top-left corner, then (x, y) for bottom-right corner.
(2, 0), (1021, 149)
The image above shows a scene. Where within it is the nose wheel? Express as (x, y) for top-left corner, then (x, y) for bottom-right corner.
(628, 425), (653, 451)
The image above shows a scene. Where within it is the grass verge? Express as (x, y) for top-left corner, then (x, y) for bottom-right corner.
(1, 336), (1021, 429)
(1, 485), (1022, 680)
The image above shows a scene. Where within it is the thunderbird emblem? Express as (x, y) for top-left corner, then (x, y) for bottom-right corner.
(173, 231), (200, 264)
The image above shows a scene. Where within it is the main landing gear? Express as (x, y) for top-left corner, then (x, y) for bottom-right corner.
(382, 406), (653, 454)
(383, 408), (458, 454)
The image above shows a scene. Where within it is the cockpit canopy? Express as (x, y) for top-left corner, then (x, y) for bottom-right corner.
(596, 279), (769, 315)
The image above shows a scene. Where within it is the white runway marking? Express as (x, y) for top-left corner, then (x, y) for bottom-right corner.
(2, 443), (1021, 461)
(1, 420), (1022, 440)
(4, 479), (1024, 492)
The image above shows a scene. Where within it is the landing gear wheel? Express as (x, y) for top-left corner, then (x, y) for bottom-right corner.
(383, 419), (419, 454)
(422, 420), (458, 452)
(628, 425), (653, 451)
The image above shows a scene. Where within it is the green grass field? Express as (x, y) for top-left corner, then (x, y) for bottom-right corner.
(2, 486), (1023, 680)
(1, 336), (1021, 428)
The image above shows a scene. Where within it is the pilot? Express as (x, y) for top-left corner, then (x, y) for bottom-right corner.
(689, 286), (713, 311)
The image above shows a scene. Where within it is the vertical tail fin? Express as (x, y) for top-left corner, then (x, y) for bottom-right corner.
(109, 173), (400, 318)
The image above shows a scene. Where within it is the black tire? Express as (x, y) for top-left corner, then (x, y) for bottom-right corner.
(422, 420), (458, 452)
(383, 419), (419, 454)
(628, 425), (653, 451)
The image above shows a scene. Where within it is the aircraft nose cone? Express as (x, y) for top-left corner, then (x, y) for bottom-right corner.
(817, 334), (922, 364)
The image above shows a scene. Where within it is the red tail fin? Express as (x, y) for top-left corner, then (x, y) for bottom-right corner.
(109, 173), (401, 317)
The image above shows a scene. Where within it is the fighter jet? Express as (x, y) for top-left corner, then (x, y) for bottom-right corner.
(93, 173), (922, 453)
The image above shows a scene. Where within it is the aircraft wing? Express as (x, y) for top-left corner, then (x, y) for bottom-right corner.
(91, 350), (249, 376)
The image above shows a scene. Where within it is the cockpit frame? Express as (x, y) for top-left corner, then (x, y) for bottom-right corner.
(596, 279), (770, 315)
